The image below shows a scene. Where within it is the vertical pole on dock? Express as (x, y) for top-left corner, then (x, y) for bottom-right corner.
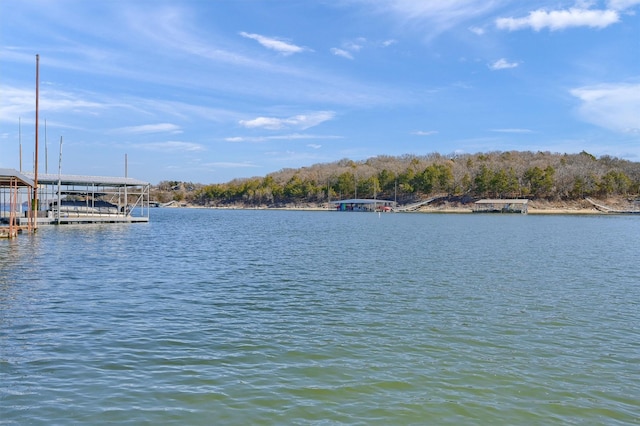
(45, 119), (48, 174)
(33, 54), (40, 231)
(124, 154), (128, 216)
(57, 136), (63, 223)
(19, 117), (22, 172)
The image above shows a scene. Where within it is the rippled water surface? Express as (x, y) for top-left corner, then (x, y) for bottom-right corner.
(1, 209), (639, 425)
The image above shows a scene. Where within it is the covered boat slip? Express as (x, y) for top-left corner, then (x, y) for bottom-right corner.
(20, 172), (150, 225)
(0, 168), (36, 238)
(330, 198), (396, 212)
(473, 199), (529, 214)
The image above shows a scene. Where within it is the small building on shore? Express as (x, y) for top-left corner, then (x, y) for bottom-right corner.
(473, 199), (529, 214)
(330, 198), (396, 212)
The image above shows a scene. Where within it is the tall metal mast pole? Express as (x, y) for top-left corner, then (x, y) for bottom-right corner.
(45, 119), (48, 174)
(33, 54), (40, 230)
(57, 136), (63, 223)
(124, 154), (128, 216)
(19, 117), (22, 172)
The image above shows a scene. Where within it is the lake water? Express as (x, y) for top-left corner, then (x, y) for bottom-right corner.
(1, 209), (639, 425)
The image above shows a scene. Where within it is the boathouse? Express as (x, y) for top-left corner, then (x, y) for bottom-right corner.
(330, 198), (396, 212)
(473, 199), (529, 214)
(20, 172), (150, 225)
(0, 168), (36, 238)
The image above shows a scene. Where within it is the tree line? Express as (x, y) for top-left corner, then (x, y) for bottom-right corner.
(152, 151), (640, 206)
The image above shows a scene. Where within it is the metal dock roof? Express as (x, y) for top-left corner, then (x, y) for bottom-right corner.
(475, 199), (529, 204)
(0, 168), (35, 187)
(330, 199), (395, 204)
(23, 172), (149, 187)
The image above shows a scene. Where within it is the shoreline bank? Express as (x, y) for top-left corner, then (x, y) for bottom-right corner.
(163, 204), (636, 215)
(160, 196), (638, 215)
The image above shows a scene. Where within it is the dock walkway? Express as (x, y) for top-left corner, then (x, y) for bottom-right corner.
(394, 194), (448, 212)
(586, 198), (640, 214)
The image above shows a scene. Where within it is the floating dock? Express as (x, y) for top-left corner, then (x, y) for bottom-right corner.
(0, 168), (36, 238)
(24, 172), (150, 225)
(473, 199), (529, 214)
(586, 197), (640, 214)
(330, 198), (396, 212)
(1, 169), (149, 236)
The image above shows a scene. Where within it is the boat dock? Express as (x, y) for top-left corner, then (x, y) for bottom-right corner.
(330, 198), (396, 212)
(1, 169), (150, 237)
(1, 56), (149, 237)
(586, 197), (640, 214)
(473, 199), (529, 214)
(393, 194), (448, 212)
(0, 169), (36, 238)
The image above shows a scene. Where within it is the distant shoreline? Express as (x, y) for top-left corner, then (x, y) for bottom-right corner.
(159, 195), (638, 215)
(164, 202), (637, 215)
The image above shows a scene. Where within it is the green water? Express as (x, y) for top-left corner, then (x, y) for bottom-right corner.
(1, 209), (639, 424)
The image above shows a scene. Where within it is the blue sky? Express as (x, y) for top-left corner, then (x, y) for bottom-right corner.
(1, 0), (639, 184)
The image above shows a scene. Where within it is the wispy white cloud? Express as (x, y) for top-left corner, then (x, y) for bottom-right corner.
(277, 133), (341, 140)
(224, 137), (244, 143)
(331, 37), (394, 59)
(226, 133), (342, 143)
(0, 85), (111, 125)
(239, 111), (336, 130)
(331, 38), (363, 60)
(571, 83), (640, 133)
(307, 144), (322, 149)
(206, 161), (258, 168)
(122, 7), (286, 71)
(468, 26), (485, 35)
(490, 128), (534, 133)
(0, 86), (36, 122)
(134, 141), (205, 152)
(116, 123), (182, 134)
(412, 130), (438, 136)
(331, 48), (354, 60)
(489, 58), (520, 70)
(496, 8), (620, 31)
(239, 117), (288, 130)
(361, 0), (509, 40)
(344, 37), (366, 51)
(239, 32), (308, 55)
(607, 0), (640, 10)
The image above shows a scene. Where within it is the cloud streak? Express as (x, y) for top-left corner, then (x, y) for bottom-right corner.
(240, 32), (308, 55)
(571, 83), (640, 133)
(362, 0), (509, 40)
(116, 123), (182, 134)
(330, 37), (394, 60)
(206, 161), (258, 169)
(225, 133), (343, 143)
(331, 48), (354, 60)
(134, 141), (205, 152)
(607, 0), (640, 10)
(489, 58), (520, 70)
(496, 8), (620, 31)
(490, 128), (534, 133)
(239, 111), (336, 130)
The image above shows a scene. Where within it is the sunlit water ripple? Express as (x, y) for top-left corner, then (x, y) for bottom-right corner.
(1, 209), (639, 424)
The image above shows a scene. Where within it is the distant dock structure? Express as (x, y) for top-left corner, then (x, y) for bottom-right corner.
(473, 199), (529, 214)
(330, 198), (395, 212)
